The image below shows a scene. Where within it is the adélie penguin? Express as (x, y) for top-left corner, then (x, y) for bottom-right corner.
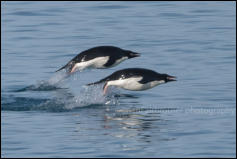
(56, 46), (140, 74)
(87, 68), (177, 94)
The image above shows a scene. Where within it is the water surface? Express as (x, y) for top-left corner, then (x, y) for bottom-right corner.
(1, 1), (236, 157)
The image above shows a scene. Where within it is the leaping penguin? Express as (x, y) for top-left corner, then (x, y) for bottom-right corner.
(56, 46), (140, 74)
(87, 68), (176, 94)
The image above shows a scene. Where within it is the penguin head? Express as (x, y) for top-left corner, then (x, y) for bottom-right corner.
(125, 50), (140, 59)
(163, 74), (177, 83)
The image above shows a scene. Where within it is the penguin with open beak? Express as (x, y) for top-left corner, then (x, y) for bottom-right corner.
(56, 46), (140, 74)
(87, 68), (176, 94)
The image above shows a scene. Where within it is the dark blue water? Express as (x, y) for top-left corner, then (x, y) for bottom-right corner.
(1, 1), (236, 157)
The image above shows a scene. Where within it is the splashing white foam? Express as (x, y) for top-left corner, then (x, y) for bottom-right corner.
(63, 84), (119, 110)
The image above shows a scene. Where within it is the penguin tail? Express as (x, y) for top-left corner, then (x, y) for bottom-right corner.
(86, 76), (110, 86)
(55, 61), (75, 73)
(86, 80), (103, 86)
(55, 64), (68, 72)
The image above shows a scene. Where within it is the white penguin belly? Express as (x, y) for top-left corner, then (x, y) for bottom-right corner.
(107, 77), (165, 91)
(74, 56), (109, 70)
(110, 56), (128, 67)
(137, 80), (165, 90)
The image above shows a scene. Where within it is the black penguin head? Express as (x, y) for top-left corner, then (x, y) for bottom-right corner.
(125, 50), (140, 59)
(163, 74), (177, 83)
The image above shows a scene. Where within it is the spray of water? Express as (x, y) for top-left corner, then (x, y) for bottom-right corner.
(10, 69), (120, 111)
(57, 84), (119, 110)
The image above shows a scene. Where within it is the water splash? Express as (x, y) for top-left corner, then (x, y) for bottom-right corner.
(4, 70), (122, 111)
(14, 71), (68, 92)
(47, 70), (69, 85)
(3, 81), (119, 112)
(64, 84), (119, 110)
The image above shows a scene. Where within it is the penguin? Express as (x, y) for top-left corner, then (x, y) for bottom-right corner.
(87, 68), (176, 94)
(56, 46), (140, 74)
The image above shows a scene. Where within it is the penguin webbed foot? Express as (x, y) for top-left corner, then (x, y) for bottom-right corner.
(103, 83), (109, 95)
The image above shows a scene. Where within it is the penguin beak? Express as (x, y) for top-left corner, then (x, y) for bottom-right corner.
(167, 75), (177, 82)
(129, 52), (140, 59)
